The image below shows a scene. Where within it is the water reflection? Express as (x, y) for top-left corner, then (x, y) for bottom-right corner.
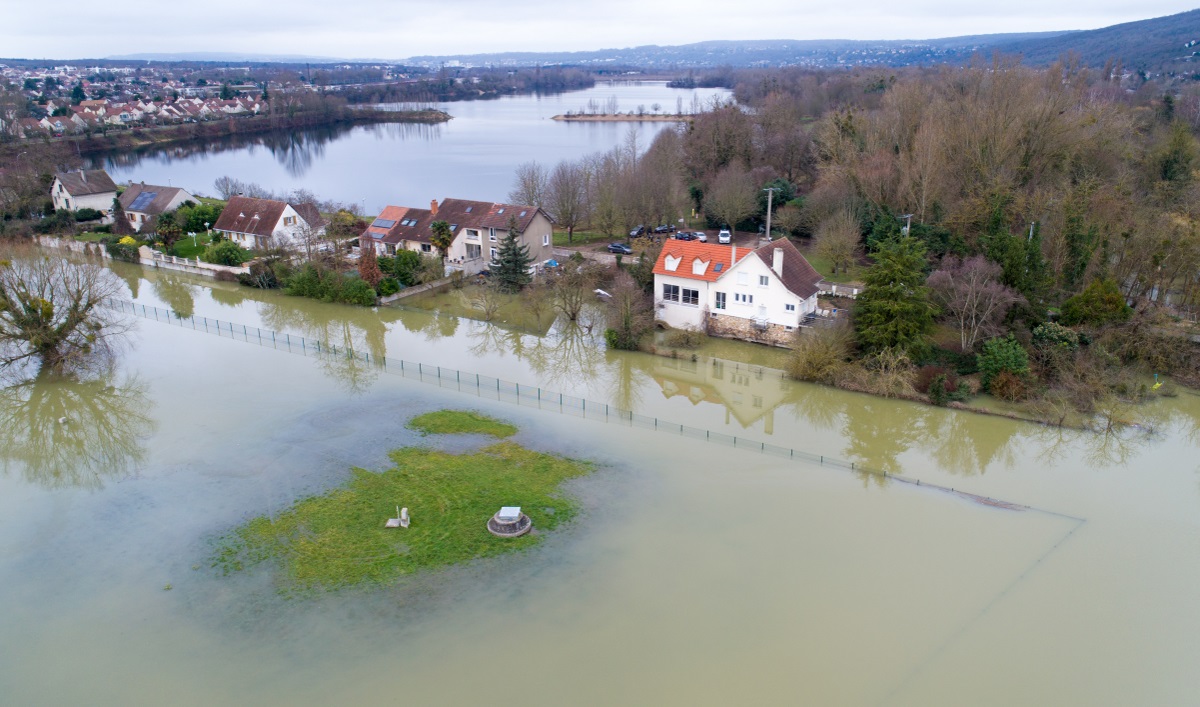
(0, 372), (155, 489)
(644, 355), (791, 433)
(523, 320), (605, 390)
(150, 273), (196, 319)
(91, 124), (357, 178)
(258, 301), (388, 394)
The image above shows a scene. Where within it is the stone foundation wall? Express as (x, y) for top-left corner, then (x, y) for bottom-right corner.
(707, 313), (796, 348)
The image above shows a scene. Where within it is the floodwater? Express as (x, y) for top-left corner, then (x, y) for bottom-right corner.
(2, 263), (1199, 705)
(90, 81), (731, 211)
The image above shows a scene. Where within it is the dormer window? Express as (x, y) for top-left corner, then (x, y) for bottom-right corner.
(664, 254), (681, 271)
(691, 258), (710, 275)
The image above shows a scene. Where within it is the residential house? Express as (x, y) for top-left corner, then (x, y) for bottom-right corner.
(118, 182), (198, 232)
(652, 238), (824, 346)
(434, 198), (555, 274)
(360, 205), (436, 256)
(50, 169), (118, 218)
(211, 195), (325, 250)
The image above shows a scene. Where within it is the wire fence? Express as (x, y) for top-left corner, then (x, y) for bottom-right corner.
(109, 298), (1082, 520)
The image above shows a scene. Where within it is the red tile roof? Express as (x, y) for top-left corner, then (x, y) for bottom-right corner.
(652, 241), (750, 282)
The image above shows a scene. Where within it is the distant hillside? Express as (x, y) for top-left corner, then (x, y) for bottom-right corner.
(987, 8), (1200, 72)
(402, 34), (1067, 69)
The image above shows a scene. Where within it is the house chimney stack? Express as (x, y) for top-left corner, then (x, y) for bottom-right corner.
(773, 247), (784, 278)
(430, 199), (438, 216)
(79, 169), (86, 183)
(730, 245), (736, 265)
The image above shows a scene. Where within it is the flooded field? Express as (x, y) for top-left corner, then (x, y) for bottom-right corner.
(1, 263), (1198, 704)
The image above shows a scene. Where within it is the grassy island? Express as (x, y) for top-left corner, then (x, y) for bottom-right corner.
(213, 411), (591, 591)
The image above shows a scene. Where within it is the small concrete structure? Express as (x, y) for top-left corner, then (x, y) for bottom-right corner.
(487, 506), (531, 538)
(385, 506), (410, 529)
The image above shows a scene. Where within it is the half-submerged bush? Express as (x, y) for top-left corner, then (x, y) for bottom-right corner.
(201, 239), (249, 266)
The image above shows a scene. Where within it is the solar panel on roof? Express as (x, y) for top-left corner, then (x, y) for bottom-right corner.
(371, 218), (396, 229)
(128, 191), (158, 212)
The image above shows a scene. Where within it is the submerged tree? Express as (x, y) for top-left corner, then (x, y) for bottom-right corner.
(0, 249), (130, 375)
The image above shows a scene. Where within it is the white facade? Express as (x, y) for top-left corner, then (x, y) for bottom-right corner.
(220, 205), (320, 250)
(50, 177), (115, 218)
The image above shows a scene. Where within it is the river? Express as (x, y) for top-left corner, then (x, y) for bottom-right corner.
(0, 263), (1197, 705)
(89, 81), (731, 211)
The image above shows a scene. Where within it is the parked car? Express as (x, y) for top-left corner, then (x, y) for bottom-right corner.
(718, 228), (732, 244)
(673, 232), (697, 241)
(629, 225), (646, 237)
(653, 224), (677, 234)
(693, 231), (708, 242)
(607, 242), (634, 255)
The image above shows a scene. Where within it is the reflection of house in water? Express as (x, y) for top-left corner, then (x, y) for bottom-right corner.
(651, 356), (791, 434)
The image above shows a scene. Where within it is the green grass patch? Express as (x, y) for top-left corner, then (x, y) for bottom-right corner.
(168, 232), (214, 259)
(803, 250), (861, 284)
(212, 440), (591, 592)
(552, 229), (615, 246)
(408, 410), (517, 438)
(73, 232), (108, 242)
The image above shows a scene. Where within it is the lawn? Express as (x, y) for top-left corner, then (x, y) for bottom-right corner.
(213, 412), (591, 592)
(408, 410), (516, 438)
(552, 229), (617, 246)
(168, 231), (214, 259)
(74, 232), (109, 242)
(803, 250), (862, 284)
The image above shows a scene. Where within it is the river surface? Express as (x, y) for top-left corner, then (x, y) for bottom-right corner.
(1, 263), (1199, 705)
(90, 81), (730, 212)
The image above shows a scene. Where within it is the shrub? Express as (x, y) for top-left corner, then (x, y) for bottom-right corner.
(117, 236), (138, 246)
(1059, 279), (1132, 326)
(93, 224), (112, 234)
(990, 370), (1028, 402)
(377, 277), (401, 297)
(339, 277), (377, 306)
(787, 324), (853, 385)
(977, 335), (1030, 390)
(662, 327), (705, 349)
(73, 208), (104, 222)
(105, 240), (140, 262)
(1032, 322), (1080, 351)
(201, 240), (248, 266)
(915, 365), (960, 395)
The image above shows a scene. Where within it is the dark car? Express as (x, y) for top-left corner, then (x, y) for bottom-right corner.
(673, 232), (698, 241)
(653, 224), (677, 234)
(629, 225), (646, 237)
(607, 242), (634, 255)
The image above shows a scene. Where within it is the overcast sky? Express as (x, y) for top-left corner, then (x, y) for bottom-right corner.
(3, 1), (1198, 61)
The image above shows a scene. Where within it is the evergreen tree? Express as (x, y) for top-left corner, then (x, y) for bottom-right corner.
(70, 82), (85, 104)
(853, 235), (935, 357)
(492, 217), (533, 293)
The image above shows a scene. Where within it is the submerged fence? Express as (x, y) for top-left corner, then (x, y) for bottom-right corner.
(109, 298), (1077, 518)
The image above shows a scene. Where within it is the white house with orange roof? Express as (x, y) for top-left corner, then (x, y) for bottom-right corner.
(652, 237), (825, 346)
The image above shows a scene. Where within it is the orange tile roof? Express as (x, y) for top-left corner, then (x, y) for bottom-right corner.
(652, 241), (751, 282)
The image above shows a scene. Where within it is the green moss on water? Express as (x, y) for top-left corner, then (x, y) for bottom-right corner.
(213, 440), (591, 591)
(407, 410), (518, 438)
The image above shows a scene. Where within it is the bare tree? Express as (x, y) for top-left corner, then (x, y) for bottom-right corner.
(468, 281), (504, 322)
(814, 209), (862, 275)
(703, 165), (758, 230)
(508, 161), (547, 207)
(213, 175), (245, 200)
(604, 271), (653, 350)
(545, 160), (588, 243)
(927, 256), (1025, 352)
(549, 261), (603, 321)
(0, 247), (131, 375)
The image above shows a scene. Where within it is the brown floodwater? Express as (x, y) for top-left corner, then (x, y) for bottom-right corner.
(0, 262), (1197, 705)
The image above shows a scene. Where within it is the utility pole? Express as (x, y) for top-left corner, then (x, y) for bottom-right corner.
(763, 187), (778, 241)
(899, 213), (913, 236)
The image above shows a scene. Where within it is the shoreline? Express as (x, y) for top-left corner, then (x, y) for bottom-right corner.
(551, 114), (694, 122)
(6, 109), (451, 156)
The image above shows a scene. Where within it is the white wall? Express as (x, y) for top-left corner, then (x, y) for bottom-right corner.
(52, 178), (115, 218)
(712, 254), (811, 328)
(654, 273), (709, 329)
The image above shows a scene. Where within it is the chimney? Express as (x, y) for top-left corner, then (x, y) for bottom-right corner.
(773, 247), (784, 278)
(430, 199), (438, 216)
(79, 168), (86, 183)
(730, 245), (736, 265)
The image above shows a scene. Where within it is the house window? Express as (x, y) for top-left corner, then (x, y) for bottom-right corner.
(759, 275), (769, 287)
(714, 292), (726, 310)
(662, 283), (680, 302)
(421, 243), (432, 252)
(466, 229), (479, 239)
(490, 247), (499, 261)
(785, 303), (796, 312)
(283, 216), (295, 226)
(64, 198), (70, 209)
(734, 293), (753, 304)
(489, 228), (496, 241)
(682, 288), (699, 306)
(466, 243), (481, 259)
(543, 234), (550, 246)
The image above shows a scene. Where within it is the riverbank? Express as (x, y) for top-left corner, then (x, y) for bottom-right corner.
(13, 108), (451, 156)
(552, 113), (694, 122)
